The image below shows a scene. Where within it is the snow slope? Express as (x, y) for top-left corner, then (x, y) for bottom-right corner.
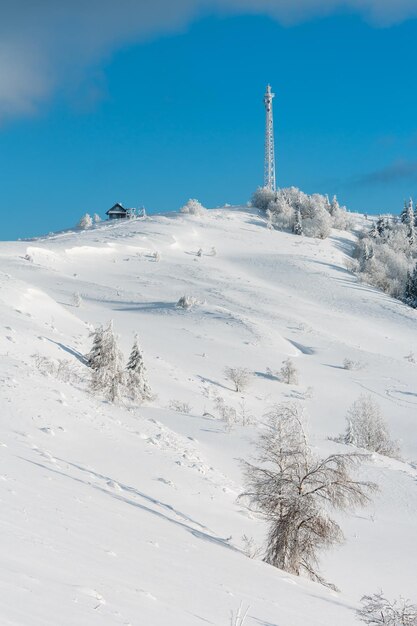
(0, 206), (416, 626)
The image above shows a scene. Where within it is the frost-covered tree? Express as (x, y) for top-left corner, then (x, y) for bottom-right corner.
(268, 196), (294, 230)
(376, 215), (390, 238)
(353, 224), (412, 300)
(280, 358), (299, 385)
(292, 208), (303, 235)
(180, 198), (206, 216)
(404, 264), (417, 307)
(240, 403), (376, 590)
(77, 213), (93, 230)
(340, 394), (400, 459)
(224, 367), (251, 393)
(302, 205), (332, 239)
(400, 200), (409, 224)
(86, 324), (104, 370)
(252, 185), (348, 238)
(126, 335), (152, 402)
(357, 591), (417, 626)
(88, 321), (125, 402)
(93, 213), (101, 224)
(251, 187), (276, 211)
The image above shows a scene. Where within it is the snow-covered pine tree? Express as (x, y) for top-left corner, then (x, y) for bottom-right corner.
(376, 215), (389, 238)
(405, 201), (416, 245)
(330, 195), (339, 216)
(77, 213), (93, 230)
(292, 208), (303, 235)
(400, 200), (409, 223)
(86, 324), (104, 369)
(404, 264), (417, 308)
(126, 335), (152, 402)
(93, 213), (101, 224)
(89, 321), (125, 402)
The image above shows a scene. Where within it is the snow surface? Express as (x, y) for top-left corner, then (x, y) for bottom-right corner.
(0, 206), (416, 625)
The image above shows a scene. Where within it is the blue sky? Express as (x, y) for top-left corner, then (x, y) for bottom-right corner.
(1, 3), (417, 240)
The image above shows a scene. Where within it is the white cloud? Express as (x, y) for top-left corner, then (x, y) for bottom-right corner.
(1, 0), (416, 120)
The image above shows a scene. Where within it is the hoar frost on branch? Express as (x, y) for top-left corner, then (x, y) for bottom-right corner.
(357, 591), (417, 626)
(240, 402), (376, 591)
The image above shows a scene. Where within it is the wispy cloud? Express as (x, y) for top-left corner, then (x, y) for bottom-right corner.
(356, 160), (417, 186)
(1, 0), (417, 120)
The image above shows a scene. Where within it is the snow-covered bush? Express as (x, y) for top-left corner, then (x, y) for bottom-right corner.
(214, 395), (238, 431)
(32, 354), (81, 384)
(72, 292), (82, 308)
(176, 294), (198, 310)
(169, 400), (192, 414)
(280, 358), (299, 385)
(240, 402), (376, 590)
(357, 591), (417, 625)
(180, 198), (206, 216)
(77, 213), (93, 230)
(339, 394), (400, 459)
(342, 357), (362, 371)
(224, 367), (251, 393)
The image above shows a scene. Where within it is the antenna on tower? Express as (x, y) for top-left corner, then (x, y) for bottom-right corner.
(264, 84), (276, 192)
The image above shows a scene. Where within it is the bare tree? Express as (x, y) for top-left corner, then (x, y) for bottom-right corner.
(224, 367), (251, 393)
(357, 591), (417, 625)
(280, 358), (299, 384)
(339, 394), (400, 459)
(240, 403), (376, 590)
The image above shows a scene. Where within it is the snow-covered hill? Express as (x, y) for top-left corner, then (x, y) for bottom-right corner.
(1, 206), (416, 626)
